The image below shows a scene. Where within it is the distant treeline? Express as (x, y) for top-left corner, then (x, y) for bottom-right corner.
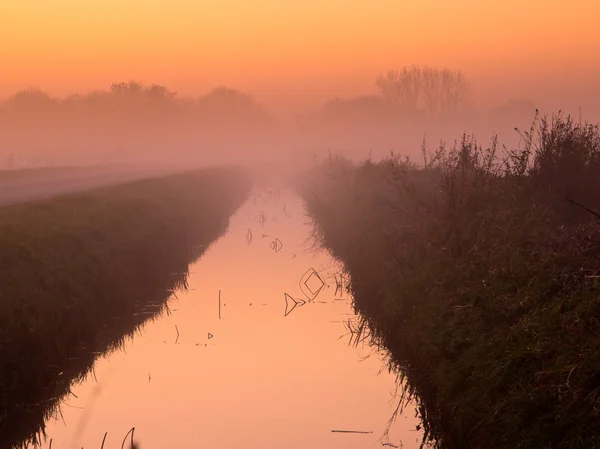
(0, 67), (538, 124)
(0, 83), (279, 167)
(0, 66), (541, 168)
(0, 83), (272, 124)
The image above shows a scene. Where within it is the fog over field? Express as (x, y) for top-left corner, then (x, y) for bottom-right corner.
(2, 2), (600, 448)
(2, 71), (598, 179)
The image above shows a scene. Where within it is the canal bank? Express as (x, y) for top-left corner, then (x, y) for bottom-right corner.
(297, 141), (600, 449)
(1, 167), (251, 448)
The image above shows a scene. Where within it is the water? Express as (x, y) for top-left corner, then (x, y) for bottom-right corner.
(28, 189), (423, 449)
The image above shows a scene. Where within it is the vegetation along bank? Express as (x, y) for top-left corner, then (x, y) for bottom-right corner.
(298, 114), (600, 449)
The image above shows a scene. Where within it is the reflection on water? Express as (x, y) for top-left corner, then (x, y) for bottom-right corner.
(28, 189), (423, 449)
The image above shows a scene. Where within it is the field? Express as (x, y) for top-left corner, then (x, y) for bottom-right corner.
(0, 167), (251, 449)
(298, 114), (600, 449)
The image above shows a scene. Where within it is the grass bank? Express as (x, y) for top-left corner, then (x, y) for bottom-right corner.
(298, 114), (600, 449)
(0, 167), (252, 449)
(0, 165), (123, 183)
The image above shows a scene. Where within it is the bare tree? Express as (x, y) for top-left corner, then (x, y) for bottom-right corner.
(376, 70), (403, 106)
(439, 68), (471, 114)
(377, 65), (470, 116)
(399, 65), (422, 111)
(376, 65), (422, 111)
(421, 66), (441, 115)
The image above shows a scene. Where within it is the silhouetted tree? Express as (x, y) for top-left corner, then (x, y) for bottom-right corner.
(7, 88), (56, 113)
(197, 86), (271, 124)
(439, 68), (471, 114)
(146, 84), (177, 102)
(377, 65), (471, 116)
(376, 65), (422, 111)
(199, 86), (255, 109)
(110, 80), (145, 97)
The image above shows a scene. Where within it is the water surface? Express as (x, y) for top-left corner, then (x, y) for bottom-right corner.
(29, 189), (423, 449)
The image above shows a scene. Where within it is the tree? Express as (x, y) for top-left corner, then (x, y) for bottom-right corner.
(421, 66), (441, 115)
(146, 84), (176, 102)
(376, 65), (471, 116)
(8, 88), (56, 112)
(439, 68), (471, 114)
(376, 70), (403, 106)
(197, 86), (271, 123)
(376, 65), (422, 111)
(110, 80), (145, 97)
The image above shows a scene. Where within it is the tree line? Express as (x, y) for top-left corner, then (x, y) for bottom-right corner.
(1, 66), (473, 122)
(0, 82), (273, 126)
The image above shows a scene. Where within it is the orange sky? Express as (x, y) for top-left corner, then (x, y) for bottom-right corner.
(1, 0), (599, 114)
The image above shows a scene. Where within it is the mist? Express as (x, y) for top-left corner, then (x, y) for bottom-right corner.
(2, 2), (600, 446)
(4, 65), (598, 186)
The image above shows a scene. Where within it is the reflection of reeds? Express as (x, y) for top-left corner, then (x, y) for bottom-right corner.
(48, 427), (137, 449)
(0, 167), (251, 449)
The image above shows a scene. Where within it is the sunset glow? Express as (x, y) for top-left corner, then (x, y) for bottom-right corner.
(2, 0), (598, 113)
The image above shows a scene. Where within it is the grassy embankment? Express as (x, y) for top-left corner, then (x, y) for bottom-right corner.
(0, 167), (252, 449)
(0, 165), (120, 183)
(298, 114), (600, 449)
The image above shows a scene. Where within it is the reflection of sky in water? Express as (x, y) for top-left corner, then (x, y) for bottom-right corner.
(30, 189), (423, 449)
